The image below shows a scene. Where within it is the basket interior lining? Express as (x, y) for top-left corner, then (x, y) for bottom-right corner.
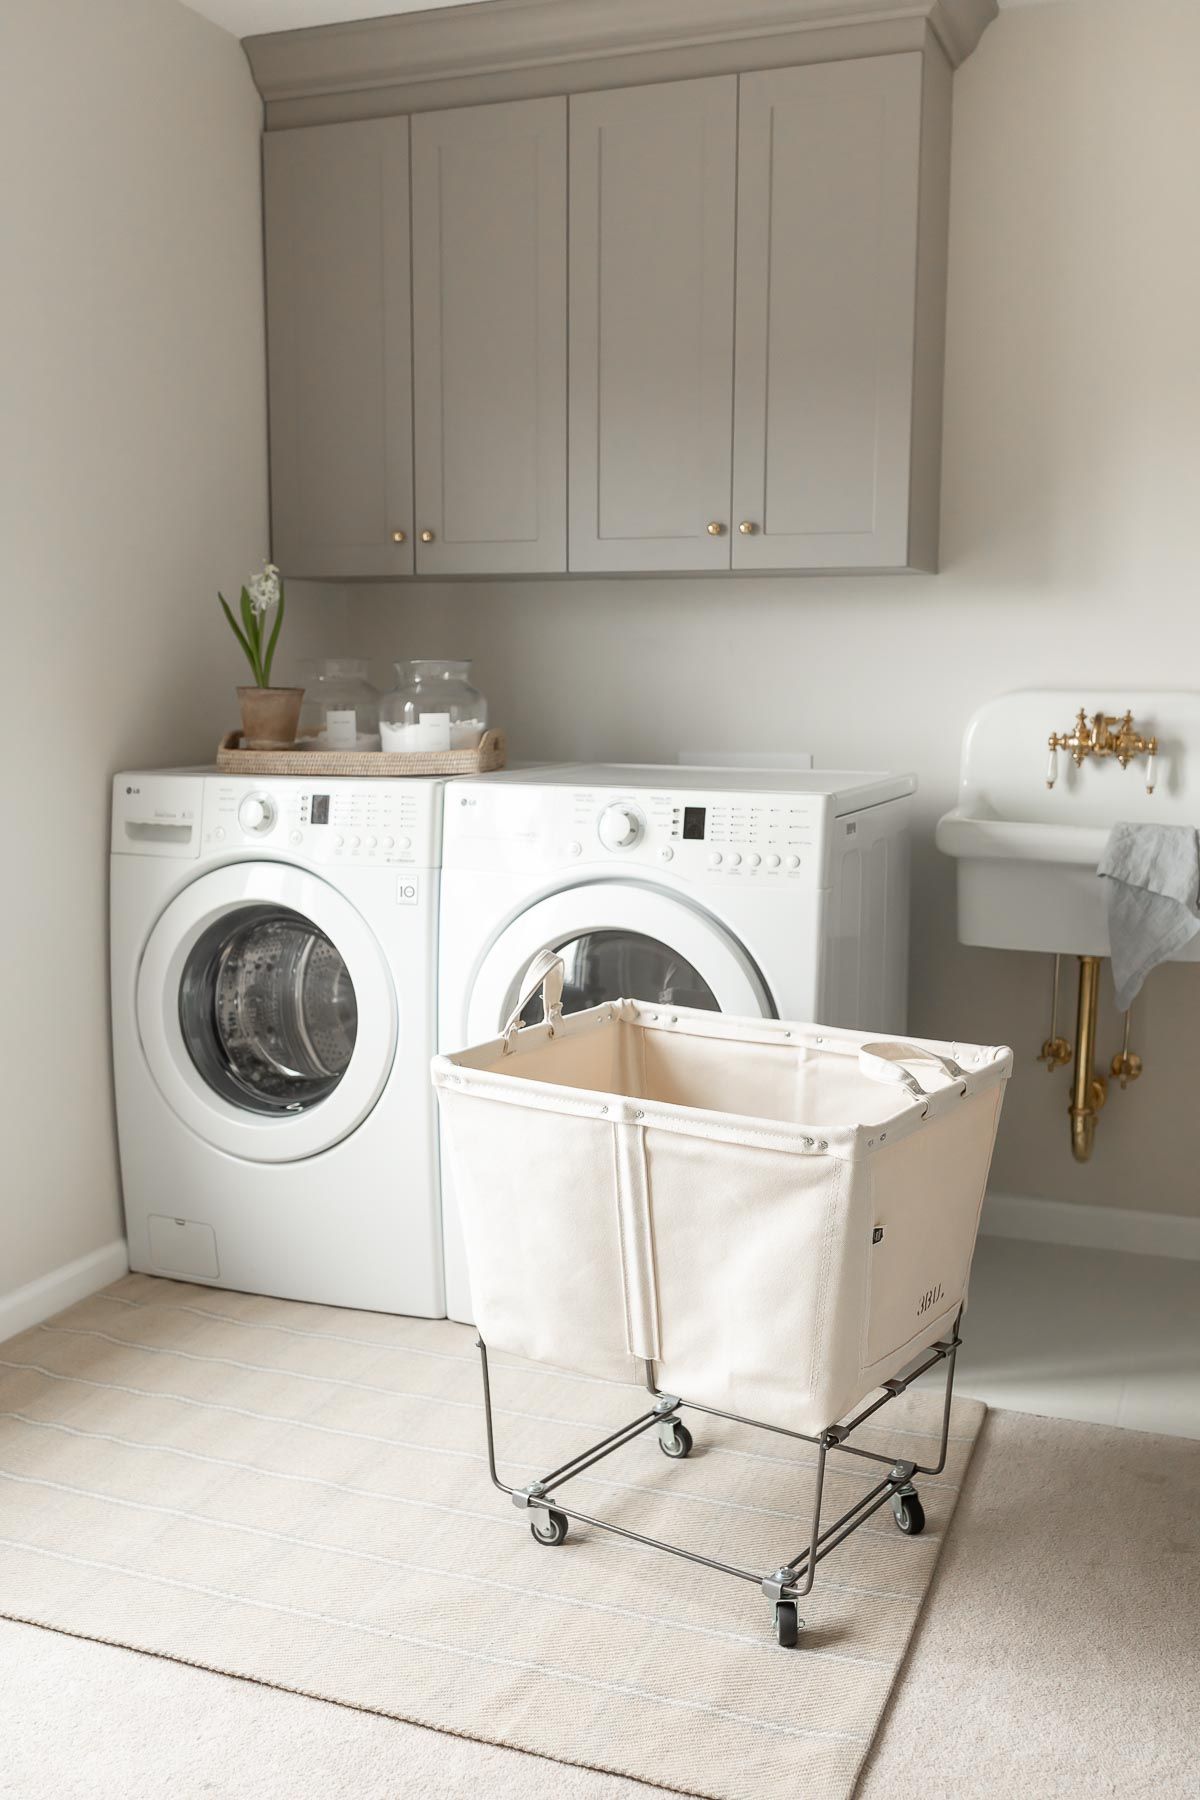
(488, 1018), (936, 1130)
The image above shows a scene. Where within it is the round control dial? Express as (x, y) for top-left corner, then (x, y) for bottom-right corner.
(238, 793), (276, 835)
(597, 803), (643, 851)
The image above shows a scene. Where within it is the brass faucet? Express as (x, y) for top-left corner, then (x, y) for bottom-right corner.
(1045, 708), (1158, 793)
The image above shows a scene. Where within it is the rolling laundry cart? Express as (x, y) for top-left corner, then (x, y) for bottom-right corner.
(433, 952), (1012, 1647)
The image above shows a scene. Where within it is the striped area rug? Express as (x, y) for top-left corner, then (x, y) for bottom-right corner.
(0, 1275), (983, 1800)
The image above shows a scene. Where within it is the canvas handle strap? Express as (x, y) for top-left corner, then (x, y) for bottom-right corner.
(858, 1040), (967, 1099)
(501, 951), (565, 1053)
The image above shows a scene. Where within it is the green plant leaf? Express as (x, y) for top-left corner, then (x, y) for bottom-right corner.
(261, 582), (286, 688)
(218, 593), (259, 679)
(239, 587), (265, 685)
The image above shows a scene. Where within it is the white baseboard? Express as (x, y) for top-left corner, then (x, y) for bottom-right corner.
(0, 1239), (129, 1342)
(981, 1192), (1200, 1262)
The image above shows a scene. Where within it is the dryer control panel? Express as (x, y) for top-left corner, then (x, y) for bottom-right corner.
(444, 782), (828, 886)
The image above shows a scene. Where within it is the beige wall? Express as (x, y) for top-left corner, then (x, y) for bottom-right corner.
(0, 0), (337, 1302)
(351, 0), (1200, 1220)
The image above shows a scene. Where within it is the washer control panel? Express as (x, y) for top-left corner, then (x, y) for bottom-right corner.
(202, 778), (441, 866)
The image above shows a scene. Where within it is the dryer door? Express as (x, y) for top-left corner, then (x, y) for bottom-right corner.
(137, 863), (397, 1162)
(466, 881), (772, 1043)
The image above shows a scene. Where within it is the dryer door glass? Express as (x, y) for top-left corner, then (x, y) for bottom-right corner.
(518, 930), (718, 1025)
(178, 904), (358, 1114)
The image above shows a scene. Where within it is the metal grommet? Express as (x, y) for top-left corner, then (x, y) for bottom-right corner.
(880, 1132), (887, 1142)
(668, 1015), (678, 1025)
(599, 1105), (609, 1115)
(817, 1140), (827, 1151)
(635, 1110), (645, 1120)
(803, 1136), (814, 1148)
(868, 1139), (875, 1148)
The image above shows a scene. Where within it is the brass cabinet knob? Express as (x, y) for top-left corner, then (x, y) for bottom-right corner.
(391, 529), (407, 544)
(706, 521), (726, 536)
(738, 521), (758, 535)
(420, 529), (435, 544)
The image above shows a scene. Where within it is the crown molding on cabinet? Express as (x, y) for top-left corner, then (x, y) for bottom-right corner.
(245, 0), (997, 130)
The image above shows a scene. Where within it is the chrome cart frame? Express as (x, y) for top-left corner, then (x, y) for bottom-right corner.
(478, 1312), (962, 1648)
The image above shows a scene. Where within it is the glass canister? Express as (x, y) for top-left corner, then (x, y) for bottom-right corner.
(298, 658), (381, 752)
(379, 659), (488, 753)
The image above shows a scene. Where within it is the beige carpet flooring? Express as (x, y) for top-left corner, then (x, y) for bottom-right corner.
(1, 1408), (1196, 1799)
(0, 1275), (985, 1800)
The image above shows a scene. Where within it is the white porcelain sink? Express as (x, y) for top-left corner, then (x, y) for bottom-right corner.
(937, 689), (1200, 958)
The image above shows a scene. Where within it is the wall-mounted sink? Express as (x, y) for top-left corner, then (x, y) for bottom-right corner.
(937, 689), (1200, 960)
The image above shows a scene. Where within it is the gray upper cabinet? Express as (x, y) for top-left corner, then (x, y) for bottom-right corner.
(731, 55), (934, 572)
(568, 77), (737, 573)
(263, 119), (414, 580)
(411, 97), (567, 575)
(259, 33), (957, 580)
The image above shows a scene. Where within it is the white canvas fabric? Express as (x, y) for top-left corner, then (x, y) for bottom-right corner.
(433, 990), (1012, 1435)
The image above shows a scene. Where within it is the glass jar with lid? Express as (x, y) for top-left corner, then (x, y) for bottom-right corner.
(380, 659), (488, 753)
(298, 658), (381, 752)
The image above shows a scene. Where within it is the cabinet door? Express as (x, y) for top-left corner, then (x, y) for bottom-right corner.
(411, 98), (566, 575)
(732, 56), (923, 571)
(569, 77), (737, 573)
(263, 120), (413, 580)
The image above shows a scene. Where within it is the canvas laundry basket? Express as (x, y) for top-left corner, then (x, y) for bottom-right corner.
(433, 953), (1013, 1435)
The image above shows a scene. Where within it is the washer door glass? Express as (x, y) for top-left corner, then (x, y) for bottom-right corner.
(179, 904), (358, 1114)
(518, 930), (719, 1026)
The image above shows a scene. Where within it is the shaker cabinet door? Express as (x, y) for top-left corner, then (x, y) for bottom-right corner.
(732, 55), (924, 571)
(263, 119), (414, 579)
(568, 77), (737, 572)
(411, 97), (567, 575)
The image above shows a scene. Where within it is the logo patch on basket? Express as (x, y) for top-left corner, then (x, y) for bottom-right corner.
(917, 1282), (945, 1318)
(871, 1226), (884, 1245)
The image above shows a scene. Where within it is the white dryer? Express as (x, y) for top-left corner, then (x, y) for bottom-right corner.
(111, 769), (444, 1315)
(437, 762), (915, 1321)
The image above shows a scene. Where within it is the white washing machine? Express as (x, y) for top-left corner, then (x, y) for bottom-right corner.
(437, 762), (915, 1321)
(111, 769), (445, 1315)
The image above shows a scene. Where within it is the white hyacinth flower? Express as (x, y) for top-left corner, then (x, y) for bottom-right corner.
(247, 562), (281, 617)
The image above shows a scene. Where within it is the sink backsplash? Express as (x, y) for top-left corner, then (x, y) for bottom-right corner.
(959, 689), (1200, 826)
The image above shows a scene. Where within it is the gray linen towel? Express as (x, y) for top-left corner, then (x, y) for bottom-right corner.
(1097, 822), (1200, 1010)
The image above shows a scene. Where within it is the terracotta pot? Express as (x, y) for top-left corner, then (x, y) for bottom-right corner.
(238, 686), (304, 749)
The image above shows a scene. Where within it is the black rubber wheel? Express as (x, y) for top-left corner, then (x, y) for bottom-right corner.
(892, 1492), (926, 1536)
(774, 1601), (799, 1649)
(658, 1421), (694, 1460)
(530, 1508), (569, 1546)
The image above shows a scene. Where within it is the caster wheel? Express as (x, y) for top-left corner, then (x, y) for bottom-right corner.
(773, 1601), (800, 1648)
(530, 1509), (569, 1546)
(891, 1492), (925, 1536)
(658, 1420), (694, 1460)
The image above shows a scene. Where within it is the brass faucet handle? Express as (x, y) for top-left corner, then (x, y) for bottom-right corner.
(1038, 1035), (1072, 1070)
(1110, 1049), (1143, 1088)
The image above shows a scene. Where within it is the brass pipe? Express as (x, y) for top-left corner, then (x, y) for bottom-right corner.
(1068, 955), (1107, 1162)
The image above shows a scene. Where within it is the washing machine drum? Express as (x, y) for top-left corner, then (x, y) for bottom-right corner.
(179, 904), (357, 1114)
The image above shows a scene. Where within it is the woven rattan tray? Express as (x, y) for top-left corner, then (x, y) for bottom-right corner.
(216, 727), (506, 777)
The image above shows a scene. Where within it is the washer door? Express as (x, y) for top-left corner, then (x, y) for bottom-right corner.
(138, 863), (397, 1162)
(467, 882), (772, 1043)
